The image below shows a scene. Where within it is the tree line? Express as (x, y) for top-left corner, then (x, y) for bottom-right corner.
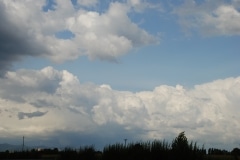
(0, 132), (239, 160)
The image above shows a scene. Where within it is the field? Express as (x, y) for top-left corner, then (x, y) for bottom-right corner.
(204, 155), (239, 160)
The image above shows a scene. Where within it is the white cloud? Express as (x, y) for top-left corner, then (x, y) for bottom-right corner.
(127, 0), (163, 12)
(173, 0), (240, 36)
(66, 2), (157, 61)
(0, 0), (158, 73)
(0, 67), (240, 149)
(77, 0), (98, 7)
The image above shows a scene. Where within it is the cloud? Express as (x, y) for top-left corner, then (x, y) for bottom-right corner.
(127, 0), (163, 12)
(0, 67), (62, 103)
(76, 0), (98, 7)
(173, 0), (240, 36)
(0, 67), (240, 149)
(0, 0), (158, 75)
(0, 0), (48, 76)
(18, 111), (48, 120)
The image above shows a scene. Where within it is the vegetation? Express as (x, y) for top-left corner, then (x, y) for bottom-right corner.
(0, 132), (239, 160)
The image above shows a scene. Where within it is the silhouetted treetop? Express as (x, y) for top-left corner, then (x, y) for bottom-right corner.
(172, 131), (188, 151)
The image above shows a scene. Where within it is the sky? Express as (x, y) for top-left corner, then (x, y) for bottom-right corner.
(0, 0), (240, 150)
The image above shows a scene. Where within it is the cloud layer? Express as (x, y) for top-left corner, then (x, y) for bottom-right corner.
(0, 0), (158, 75)
(0, 67), (240, 149)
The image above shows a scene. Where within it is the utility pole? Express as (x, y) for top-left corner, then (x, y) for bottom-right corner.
(124, 139), (127, 147)
(22, 136), (25, 151)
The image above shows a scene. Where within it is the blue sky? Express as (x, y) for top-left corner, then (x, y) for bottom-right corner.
(13, 27), (240, 91)
(1, 0), (240, 150)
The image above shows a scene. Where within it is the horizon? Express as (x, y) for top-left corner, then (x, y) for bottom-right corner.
(0, 131), (237, 151)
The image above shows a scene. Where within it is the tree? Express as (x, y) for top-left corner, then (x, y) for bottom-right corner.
(171, 132), (190, 160)
(172, 131), (188, 151)
(231, 148), (240, 160)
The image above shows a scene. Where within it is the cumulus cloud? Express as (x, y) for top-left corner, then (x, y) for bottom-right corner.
(0, 0), (48, 76)
(0, 0), (158, 75)
(0, 67), (240, 149)
(173, 0), (240, 36)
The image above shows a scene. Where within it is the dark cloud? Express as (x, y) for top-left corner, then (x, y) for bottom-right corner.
(0, 2), (47, 76)
(18, 111), (48, 120)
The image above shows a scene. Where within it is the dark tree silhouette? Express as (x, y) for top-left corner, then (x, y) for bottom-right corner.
(171, 131), (189, 160)
(172, 131), (188, 151)
(0, 132), (209, 160)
